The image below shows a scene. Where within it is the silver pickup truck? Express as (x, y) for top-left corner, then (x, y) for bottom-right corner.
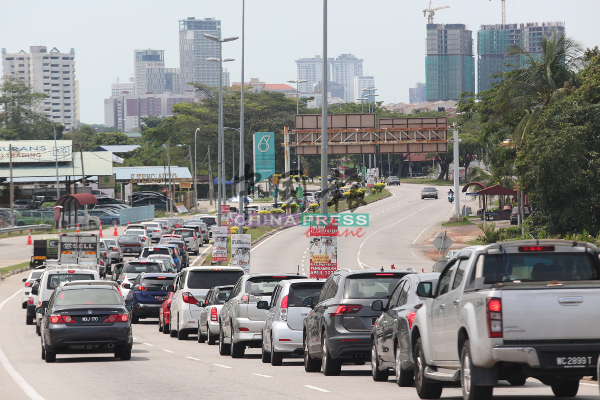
(411, 240), (600, 400)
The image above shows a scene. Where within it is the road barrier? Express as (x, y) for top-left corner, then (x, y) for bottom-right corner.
(119, 206), (155, 225)
(0, 224), (52, 236)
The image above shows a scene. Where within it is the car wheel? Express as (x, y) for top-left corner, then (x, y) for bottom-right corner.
(163, 319), (170, 335)
(261, 339), (271, 363)
(207, 325), (217, 345)
(169, 318), (177, 338)
(111, 218), (119, 225)
(507, 377), (527, 386)
(177, 326), (188, 341)
(230, 325), (245, 358)
(197, 324), (206, 343)
(322, 332), (341, 376)
(45, 350), (56, 363)
(131, 314), (139, 324)
(551, 380), (579, 397)
(395, 344), (414, 387)
(119, 347), (132, 361)
(41, 340), (46, 360)
(36, 323), (41, 336)
(371, 341), (388, 381)
(158, 319), (163, 333)
(421, 196), (424, 200)
(461, 339), (493, 400)
(271, 335), (283, 366)
(22, 302), (27, 309)
(218, 324), (230, 355)
(26, 315), (34, 325)
(415, 337), (443, 399)
(304, 333), (320, 372)
(194, 250), (199, 256)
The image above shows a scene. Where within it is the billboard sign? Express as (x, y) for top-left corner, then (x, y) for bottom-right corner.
(98, 174), (116, 189)
(211, 227), (228, 262)
(309, 225), (338, 279)
(253, 132), (275, 183)
(231, 234), (251, 273)
(0, 140), (72, 163)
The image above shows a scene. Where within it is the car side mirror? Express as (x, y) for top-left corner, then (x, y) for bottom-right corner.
(416, 282), (434, 298)
(123, 283), (131, 290)
(31, 287), (38, 295)
(256, 300), (269, 310)
(301, 297), (314, 308)
(371, 300), (384, 312)
(166, 285), (175, 292)
(22, 278), (27, 282)
(36, 307), (46, 314)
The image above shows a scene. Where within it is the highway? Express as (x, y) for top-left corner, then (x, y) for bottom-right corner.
(0, 184), (598, 400)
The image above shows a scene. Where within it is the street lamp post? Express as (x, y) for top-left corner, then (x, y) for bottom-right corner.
(287, 79), (308, 114)
(194, 128), (200, 213)
(362, 88), (378, 113)
(205, 34), (238, 227)
(239, 0), (246, 236)
(224, 127), (240, 203)
(320, 0), (328, 214)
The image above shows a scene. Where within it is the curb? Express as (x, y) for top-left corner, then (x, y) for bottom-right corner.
(1, 266), (30, 281)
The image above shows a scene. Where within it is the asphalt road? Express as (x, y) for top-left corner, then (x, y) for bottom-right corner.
(1, 184), (598, 400)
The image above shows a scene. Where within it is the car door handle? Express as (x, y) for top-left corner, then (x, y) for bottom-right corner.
(439, 304), (445, 309)
(453, 300), (460, 305)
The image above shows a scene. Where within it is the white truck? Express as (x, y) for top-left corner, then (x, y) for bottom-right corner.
(411, 240), (600, 400)
(58, 233), (106, 277)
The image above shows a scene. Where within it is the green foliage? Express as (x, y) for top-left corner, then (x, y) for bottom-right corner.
(40, 202), (56, 208)
(373, 183), (386, 193)
(230, 226), (249, 234)
(280, 202), (299, 212)
(62, 126), (132, 151)
(270, 208), (284, 214)
(476, 223), (523, 244)
(343, 189), (355, 200)
(258, 210), (271, 215)
(308, 203), (319, 212)
(355, 189), (366, 199)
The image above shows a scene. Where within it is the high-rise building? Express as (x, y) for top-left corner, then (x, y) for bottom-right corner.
(165, 68), (181, 94)
(478, 22), (566, 92)
(1, 46), (78, 130)
(296, 55), (332, 93)
(111, 76), (135, 97)
(222, 68), (230, 87)
(409, 82), (426, 103)
(134, 49), (165, 95)
(179, 17), (221, 91)
(425, 24), (475, 101)
(354, 76), (375, 103)
(331, 54), (363, 103)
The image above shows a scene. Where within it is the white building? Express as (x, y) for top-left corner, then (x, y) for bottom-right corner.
(295, 55), (332, 93)
(179, 17), (221, 91)
(1, 46), (78, 131)
(134, 49), (165, 95)
(111, 76), (135, 97)
(353, 75), (375, 103)
(331, 54), (363, 103)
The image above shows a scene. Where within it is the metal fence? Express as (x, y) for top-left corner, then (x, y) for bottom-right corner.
(119, 206), (155, 225)
(0, 224), (53, 235)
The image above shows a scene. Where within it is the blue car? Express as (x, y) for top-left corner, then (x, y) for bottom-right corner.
(99, 213), (121, 226)
(126, 272), (176, 324)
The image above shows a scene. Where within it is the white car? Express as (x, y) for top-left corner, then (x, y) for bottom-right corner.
(141, 221), (164, 242)
(22, 268), (45, 308)
(198, 285), (234, 345)
(169, 266), (244, 340)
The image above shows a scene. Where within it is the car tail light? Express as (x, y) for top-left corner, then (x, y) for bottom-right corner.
(25, 282), (32, 287)
(487, 298), (502, 338)
(330, 305), (362, 316)
(50, 315), (75, 324)
(105, 314), (129, 322)
(28, 297), (34, 305)
(182, 292), (198, 305)
(68, 270), (75, 273)
(375, 273), (395, 276)
(113, 247), (118, 251)
(519, 246), (554, 252)
(137, 286), (147, 291)
(238, 327), (249, 331)
(210, 307), (218, 321)
(280, 295), (288, 321)
(407, 311), (417, 330)
(241, 294), (249, 304)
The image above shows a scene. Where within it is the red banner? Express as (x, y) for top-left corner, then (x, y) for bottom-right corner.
(309, 225), (338, 279)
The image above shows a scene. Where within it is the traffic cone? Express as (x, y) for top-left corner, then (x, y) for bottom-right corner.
(98, 221), (103, 237)
(76, 224), (80, 233)
(391, 264), (395, 269)
(113, 222), (118, 237)
(58, 226), (61, 235)
(26, 230), (32, 245)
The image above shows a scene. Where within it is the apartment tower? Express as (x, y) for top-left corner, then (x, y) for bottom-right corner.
(179, 17), (221, 92)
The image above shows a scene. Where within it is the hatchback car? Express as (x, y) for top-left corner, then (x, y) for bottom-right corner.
(38, 280), (132, 362)
(141, 221), (164, 242)
(387, 176), (400, 186)
(141, 246), (180, 270)
(159, 292), (174, 334)
(125, 273), (176, 323)
(370, 273), (439, 385)
(421, 187), (438, 200)
(172, 228), (201, 255)
(303, 269), (413, 375)
(259, 279), (324, 366)
(198, 285), (234, 345)
(117, 261), (166, 298)
(219, 273), (307, 358)
(183, 221), (210, 244)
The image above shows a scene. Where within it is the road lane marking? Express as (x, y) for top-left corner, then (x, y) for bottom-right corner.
(411, 206), (456, 246)
(251, 373), (272, 378)
(0, 289), (45, 400)
(163, 350), (173, 353)
(304, 385), (330, 393)
(187, 357), (200, 361)
(580, 382), (598, 386)
(142, 343), (154, 347)
(214, 364), (232, 369)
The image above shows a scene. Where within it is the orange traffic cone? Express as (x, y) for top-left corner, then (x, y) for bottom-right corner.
(113, 222), (118, 237)
(58, 226), (61, 235)
(26, 230), (32, 245)
(76, 224), (80, 233)
(98, 221), (103, 237)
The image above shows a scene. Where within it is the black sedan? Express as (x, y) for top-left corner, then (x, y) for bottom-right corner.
(38, 281), (133, 363)
(370, 273), (439, 385)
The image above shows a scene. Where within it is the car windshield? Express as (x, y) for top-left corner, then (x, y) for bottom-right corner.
(123, 262), (163, 273)
(187, 270), (244, 289)
(481, 252), (600, 284)
(288, 283), (325, 307)
(245, 276), (304, 296)
(47, 274), (95, 289)
(424, 187), (436, 192)
(119, 235), (140, 242)
(140, 276), (174, 288)
(152, 248), (174, 257)
(104, 240), (117, 246)
(126, 230), (145, 236)
(144, 223), (159, 228)
(344, 274), (406, 299)
(55, 288), (122, 305)
(31, 270), (44, 279)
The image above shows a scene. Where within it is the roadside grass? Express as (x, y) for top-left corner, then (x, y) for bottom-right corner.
(400, 178), (455, 186)
(442, 217), (474, 227)
(0, 262), (30, 277)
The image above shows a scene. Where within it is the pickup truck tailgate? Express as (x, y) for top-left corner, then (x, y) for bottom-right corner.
(502, 287), (600, 341)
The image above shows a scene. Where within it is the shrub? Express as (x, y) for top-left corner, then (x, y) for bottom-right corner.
(355, 189), (366, 199)
(309, 203), (319, 212)
(281, 202), (299, 212)
(301, 175), (308, 181)
(258, 210), (271, 215)
(374, 183), (386, 193)
(230, 226), (249, 234)
(270, 208), (285, 214)
(41, 201), (56, 208)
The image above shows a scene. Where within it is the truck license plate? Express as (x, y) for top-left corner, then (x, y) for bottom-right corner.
(555, 356), (595, 368)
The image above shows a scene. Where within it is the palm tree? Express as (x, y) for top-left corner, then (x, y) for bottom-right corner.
(496, 33), (583, 144)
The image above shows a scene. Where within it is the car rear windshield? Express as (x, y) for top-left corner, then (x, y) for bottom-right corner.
(481, 253), (599, 284)
(245, 276), (304, 296)
(47, 274), (95, 289)
(120, 235), (140, 242)
(288, 283), (325, 307)
(144, 223), (159, 228)
(344, 274), (405, 299)
(140, 277), (174, 288)
(142, 248), (171, 257)
(200, 217), (216, 226)
(215, 289), (232, 304)
(174, 230), (194, 238)
(187, 270), (244, 289)
(424, 187), (436, 192)
(104, 240), (117, 246)
(123, 262), (163, 273)
(55, 288), (121, 305)
(126, 230), (145, 236)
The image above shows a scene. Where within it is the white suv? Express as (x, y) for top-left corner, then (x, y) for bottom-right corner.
(168, 266), (244, 340)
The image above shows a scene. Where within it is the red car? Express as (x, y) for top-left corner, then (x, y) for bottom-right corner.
(159, 292), (174, 334)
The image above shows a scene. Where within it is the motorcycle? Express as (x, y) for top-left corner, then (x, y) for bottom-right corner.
(448, 193), (454, 203)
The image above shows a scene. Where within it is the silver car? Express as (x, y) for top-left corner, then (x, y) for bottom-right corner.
(173, 227), (201, 255)
(183, 221), (209, 244)
(258, 279), (324, 366)
(198, 285), (234, 345)
(141, 221), (164, 242)
(218, 273), (307, 358)
(102, 239), (123, 263)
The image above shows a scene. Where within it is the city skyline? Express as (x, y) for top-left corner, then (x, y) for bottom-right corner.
(0, 0), (598, 124)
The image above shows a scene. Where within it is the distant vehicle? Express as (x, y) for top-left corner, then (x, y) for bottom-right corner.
(16, 210), (54, 226)
(421, 187), (438, 200)
(99, 213), (121, 226)
(22, 268), (45, 309)
(510, 206), (530, 225)
(58, 233), (105, 277)
(118, 260), (166, 298)
(198, 285), (234, 345)
(102, 239), (123, 263)
(182, 222), (209, 244)
(141, 247), (180, 270)
(159, 292), (174, 334)
(387, 176), (400, 186)
(14, 199), (32, 210)
(118, 234), (148, 256)
(172, 228), (201, 255)
(30, 237), (59, 268)
(141, 221), (164, 242)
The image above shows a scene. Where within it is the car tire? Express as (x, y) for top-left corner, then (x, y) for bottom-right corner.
(22, 302), (27, 309)
(163, 319), (170, 335)
(230, 325), (245, 358)
(111, 218), (119, 225)
(169, 319), (177, 338)
(119, 347), (132, 361)
(218, 324), (230, 356)
(551, 380), (579, 397)
(26, 315), (34, 325)
(197, 325), (206, 343)
(36, 323), (41, 336)
(372, 341), (388, 381)
(261, 340), (271, 363)
(507, 377), (526, 386)
(461, 339), (493, 400)
(158, 320), (163, 333)
(421, 197), (424, 200)
(207, 325), (217, 345)
(322, 332), (341, 376)
(271, 336), (283, 366)
(41, 342), (46, 360)
(45, 350), (56, 363)
(415, 337), (443, 399)
(395, 344), (414, 387)
(194, 250), (199, 256)
(177, 328), (188, 341)
(304, 333), (320, 372)
(131, 315), (139, 324)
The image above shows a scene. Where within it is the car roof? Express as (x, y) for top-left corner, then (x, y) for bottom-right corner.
(337, 268), (414, 276)
(140, 273), (176, 278)
(214, 285), (234, 290)
(280, 278), (325, 286)
(60, 280), (117, 288)
(183, 266), (244, 272)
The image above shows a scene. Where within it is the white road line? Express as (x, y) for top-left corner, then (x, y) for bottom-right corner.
(163, 350), (173, 353)
(251, 373), (272, 378)
(187, 357), (200, 361)
(142, 343), (154, 347)
(304, 385), (330, 393)
(412, 206), (456, 245)
(132, 337), (137, 340)
(0, 289), (45, 400)
(580, 382), (598, 387)
(251, 225), (299, 253)
(214, 364), (232, 369)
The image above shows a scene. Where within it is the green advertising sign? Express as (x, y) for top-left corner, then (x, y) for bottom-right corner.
(253, 132), (275, 183)
(296, 186), (303, 198)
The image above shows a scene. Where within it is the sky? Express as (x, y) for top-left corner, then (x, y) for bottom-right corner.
(2, 0), (599, 125)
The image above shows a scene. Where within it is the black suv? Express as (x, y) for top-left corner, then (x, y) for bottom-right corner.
(302, 269), (413, 375)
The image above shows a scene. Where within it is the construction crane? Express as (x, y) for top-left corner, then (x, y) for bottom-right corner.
(423, 0), (450, 24)
(490, 0), (506, 25)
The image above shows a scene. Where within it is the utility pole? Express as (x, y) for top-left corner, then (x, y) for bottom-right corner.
(9, 143), (14, 226)
(188, 145), (194, 212)
(453, 129), (461, 217)
(208, 146), (214, 205)
(79, 143), (88, 227)
(320, 0), (329, 214)
(167, 142), (173, 218)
